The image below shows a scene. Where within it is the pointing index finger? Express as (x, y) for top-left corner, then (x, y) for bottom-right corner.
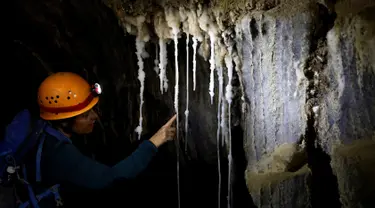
(164, 114), (177, 127)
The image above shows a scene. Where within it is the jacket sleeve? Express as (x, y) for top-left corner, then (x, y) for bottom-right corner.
(42, 138), (158, 189)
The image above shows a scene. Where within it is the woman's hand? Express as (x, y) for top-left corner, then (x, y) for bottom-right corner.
(149, 115), (177, 148)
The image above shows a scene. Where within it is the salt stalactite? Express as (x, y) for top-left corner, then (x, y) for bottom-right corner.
(216, 62), (224, 208)
(221, 93), (227, 146)
(220, 33), (229, 147)
(222, 29), (234, 147)
(185, 33), (190, 152)
(134, 38), (146, 140)
(192, 37), (198, 91)
(172, 27), (181, 208)
(208, 32), (216, 104)
(171, 28), (179, 130)
(165, 8), (181, 208)
(233, 53), (245, 114)
(198, 9), (218, 104)
(225, 49), (234, 208)
(185, 9), (203, 92)
(225, 52), (234, 103)
(154, 11), (171, 94)
(134, 16), (149, 140)
(214, 41), (228, 208)
(159, 39), (169, 93)
(179, 8), (190, 152)
(233, 23), (246, 114)
(154, 44), (160, 74)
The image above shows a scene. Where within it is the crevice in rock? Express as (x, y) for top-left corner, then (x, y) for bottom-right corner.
(227, 52), (256, 208)
(231, 124), (257, 208)
(250, 18), (259, 39)
(303, 3), (341, 208)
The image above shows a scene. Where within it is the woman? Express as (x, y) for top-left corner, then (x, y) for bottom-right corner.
(19, 72), (176, 207)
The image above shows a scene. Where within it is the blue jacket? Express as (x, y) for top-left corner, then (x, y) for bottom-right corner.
(21, 132), (158, 207)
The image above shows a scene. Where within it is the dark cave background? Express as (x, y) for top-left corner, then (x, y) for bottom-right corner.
(4, 0), (375, 207)
(2, 0), (252, 207)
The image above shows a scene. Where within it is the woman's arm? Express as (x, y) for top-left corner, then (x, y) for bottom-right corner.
(43, 114), (177, 189)
(43, 138), (157, 189)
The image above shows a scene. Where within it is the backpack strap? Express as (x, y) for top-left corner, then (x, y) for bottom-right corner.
(35, 134), (46, 183)
(18, 125), (71, 208)
(21, 165), (40, 208)
(18, 184), (63, 208)
(44, 126), (72, 144)
(15, 120), (45, 163)
(35, 125), (72, 182)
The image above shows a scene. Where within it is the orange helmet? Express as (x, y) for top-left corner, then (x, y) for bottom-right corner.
(37, 72), (101, 120)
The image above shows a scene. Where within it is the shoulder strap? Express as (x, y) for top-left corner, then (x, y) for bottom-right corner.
(20, 163), (63, 208)
(18, 125), (69, 208)
(22, 165), (40, 208)
(35, 133), (46, 183)
(44, 126), (72, 144)
(35, 125), (71, 183)
(12, 119), (45, 163)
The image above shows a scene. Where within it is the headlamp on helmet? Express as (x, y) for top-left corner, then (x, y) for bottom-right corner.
(92, 83), (102, 96)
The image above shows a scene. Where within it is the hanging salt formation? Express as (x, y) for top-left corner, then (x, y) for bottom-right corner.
(166, 8), (181, 208)
(186, 9), (201, 92)
(185, 33), (190, 152)
(173, 26), (181, 208)
(173, 27), (181, 208)
(216, 47), (225, 208)
(208, 32), (217, 104)
(154, 11), (170, 94)
(220, 94), (226, 146)
(224, 49), (234, 208)
(192, 37), (198, 91)
(198, 10), (217, 104)
(231, 22), (246, 115)
(171, 28), (179, 132)
(179, 7), (191, 152)
(159, 39), (168, 93)
(221, 30), (232, 146)
(154, 45), (160, 74)
(134, 39), (145, 140)
(134, 16), (149, 140)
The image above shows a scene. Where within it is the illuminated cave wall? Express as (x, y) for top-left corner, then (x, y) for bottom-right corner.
(4, 0), (375, 207)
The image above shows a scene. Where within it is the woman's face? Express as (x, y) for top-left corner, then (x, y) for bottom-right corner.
(72, 109), (98, 134)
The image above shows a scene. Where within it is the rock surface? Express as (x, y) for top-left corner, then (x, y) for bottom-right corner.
(3, 0), (375, 208)
(318, 1), (375, 207)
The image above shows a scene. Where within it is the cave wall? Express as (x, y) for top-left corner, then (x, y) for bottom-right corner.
(239, 8), (310, 168)
(237, 3), (313, 207)
(4, 0), (375, 208)
(236, 0), (375, 207)
(318, 2), (375, 207)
